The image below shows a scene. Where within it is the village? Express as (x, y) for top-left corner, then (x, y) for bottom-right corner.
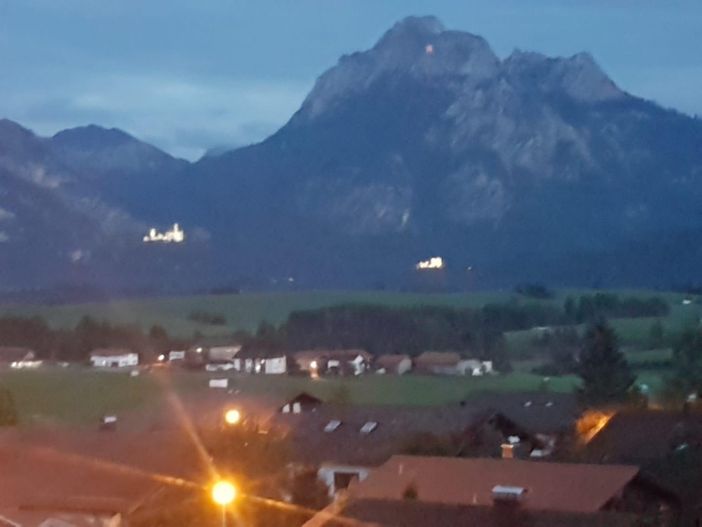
(0, 338), (700, 527)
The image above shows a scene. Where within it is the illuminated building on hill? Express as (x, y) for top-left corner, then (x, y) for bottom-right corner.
(143, 223), (185, 243)
(416, 256), (444, 270)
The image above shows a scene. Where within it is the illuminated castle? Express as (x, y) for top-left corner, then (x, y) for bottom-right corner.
(143, 223), (185, 243)
(416, 256), (444, 270)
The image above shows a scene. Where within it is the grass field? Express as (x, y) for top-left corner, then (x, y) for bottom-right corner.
(0, 291), (517, 337)
(0, 289), (697, 341)
(0, 365), (673, 427)
(0, 368), (584, 426)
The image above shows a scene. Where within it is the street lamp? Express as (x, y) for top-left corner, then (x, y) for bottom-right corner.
(211, 480), (237, 527)
(224, 408), (241, 426)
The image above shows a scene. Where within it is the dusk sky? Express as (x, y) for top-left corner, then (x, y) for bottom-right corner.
(1, 0), (700, 160)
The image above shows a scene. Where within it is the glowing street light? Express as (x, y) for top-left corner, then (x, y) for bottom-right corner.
(224, 408), (241, 426)
(211, 480), (237, 527)
(212, 480), (237, 505)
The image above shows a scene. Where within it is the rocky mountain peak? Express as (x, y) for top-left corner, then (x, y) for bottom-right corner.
(296, 16), (499, 121)
(504, 49), (624, 102)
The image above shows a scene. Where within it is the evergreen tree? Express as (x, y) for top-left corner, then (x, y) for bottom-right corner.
(667, 328), (702, 400)
(577, 321), (635, 406)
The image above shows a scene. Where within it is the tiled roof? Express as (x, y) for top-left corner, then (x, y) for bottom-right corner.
(352, 456), (640, 513)
(271, 393), (578, 465)
(586, 409), (702, 463)
(310, 499), (638, 527)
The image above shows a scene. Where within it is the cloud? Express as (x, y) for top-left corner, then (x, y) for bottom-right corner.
(0, 73), (312, 160)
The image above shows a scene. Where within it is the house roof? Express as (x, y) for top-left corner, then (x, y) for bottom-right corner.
(272, 404), (483, 465)
(0, 347), (34, 363)
(311, 499), (638, 527)
(585, 409), (702, 463)
(271, 393), (578, 466)
(467, 392), (579, 436)
(89, 349), (134, 358)
(351, 456), (640, 513)
(281, 392), (323, 408)
(236, 348), (286, 359)
(0, 427), (204, 518)
(414, 351), (461, 366)
(375, 355), (410, 369)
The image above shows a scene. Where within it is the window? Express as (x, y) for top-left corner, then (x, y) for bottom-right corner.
(324, 420), (341, 432)
(360, 421), (377, 434)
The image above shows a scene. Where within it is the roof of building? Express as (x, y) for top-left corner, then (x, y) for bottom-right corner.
(271, 393), (578, 465)
(351, 456), (641, 513)
(0, 426), (204, 518)
(466, 392), (579, 435)
(309, 499), (638, 527)
(280, 392), (324, 408)
(274, 404), (480, 465)
(414, 351), (461, 366)
(585, 409), (702, 463)
(89, 349), (134, 358)
(0, 347), (35, 363)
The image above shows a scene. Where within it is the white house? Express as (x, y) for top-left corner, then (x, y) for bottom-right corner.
(228, 350), (287, 374)
(264, 356), (287, 375)
(90, 349), (139, 368)
(457, 359), (494, 376)
(208, 345), (242, 362)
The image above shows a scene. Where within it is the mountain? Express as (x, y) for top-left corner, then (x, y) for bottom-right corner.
(3, 16), (702, 292)
(0, 120), (211, 292)
(194, 15), (702, 288)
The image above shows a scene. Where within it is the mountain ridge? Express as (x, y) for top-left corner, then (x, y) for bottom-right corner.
(2, 16), (702, 291)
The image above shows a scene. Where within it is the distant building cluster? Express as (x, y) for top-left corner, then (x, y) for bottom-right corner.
(142, 223), (185, 244)
(416, 256), (444, 270)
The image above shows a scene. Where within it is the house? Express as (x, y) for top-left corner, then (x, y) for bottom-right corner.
(584, 409), (702, 464)
(465, 392), (579, 456)
(294, 350), (372, 376)
(414, 352), (493, 376)
(0, 347), (36, 369)
(582, 408), (702, 524)
(305, 498), (641, 527)
(89, 349), (138, 368)
(271, 392), (580, 498)
(279, 392), (323, 414)
(272, 403), (479, 467)
(459, 359), (494, 376)
(167, 350), (186, 362)
(375, 354), (412, 375)
(347, 455), (677, 516)
(207, 344), (242, 362)
(233, 349), (287, 374)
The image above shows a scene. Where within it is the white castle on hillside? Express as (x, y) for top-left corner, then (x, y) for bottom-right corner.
(416, 256), (444, 270)
(143, 223), (185, 243)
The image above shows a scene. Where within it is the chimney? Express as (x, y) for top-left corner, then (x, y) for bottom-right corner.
(501, 443), (514, 459)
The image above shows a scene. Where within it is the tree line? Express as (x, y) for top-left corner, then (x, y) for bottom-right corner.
(563, 293), (669, 322)
(0, 315), (184, 361)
